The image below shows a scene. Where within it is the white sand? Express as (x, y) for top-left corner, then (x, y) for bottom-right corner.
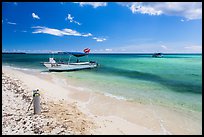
(2, 66), (202, 135)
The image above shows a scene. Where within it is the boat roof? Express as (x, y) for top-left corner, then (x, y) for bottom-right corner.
(59, 52), (88, 57)
(153, 53), (162, 55)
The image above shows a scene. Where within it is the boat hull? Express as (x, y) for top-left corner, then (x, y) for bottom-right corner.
(43, 62), (97, 71)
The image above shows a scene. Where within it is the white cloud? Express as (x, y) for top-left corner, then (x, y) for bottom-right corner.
(105, 48), (112, 52)
(161, 45), (167, 49)
(62, 28), (81, 36)
(93, 37), (106, 42)
(129, 3), (162, 15)
(7, 22), (16, 25)
(22, 30), (27, 32)
(74, 2), (107, 8)
(82, 33), (92, 37)
(32, 26), (105, 42)
(32, 13), (40, 19)
(67, 14), (73, 21)
(65, 14), (81, 25)
(184, 45), (202, 52)
(119, 2), (202, 20)
(113, 42), (202, 53)
(32, 26), (92, 37)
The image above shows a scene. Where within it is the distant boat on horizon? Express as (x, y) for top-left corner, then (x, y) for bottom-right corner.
(152, 53), (163, 58)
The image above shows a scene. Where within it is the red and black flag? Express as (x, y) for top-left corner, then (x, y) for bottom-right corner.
(84, 48), (90, 53)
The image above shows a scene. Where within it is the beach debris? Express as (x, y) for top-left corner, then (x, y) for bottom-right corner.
(33, 89), (41, 115)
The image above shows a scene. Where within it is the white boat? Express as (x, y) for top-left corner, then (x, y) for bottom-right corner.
(42, 51), (98, 71)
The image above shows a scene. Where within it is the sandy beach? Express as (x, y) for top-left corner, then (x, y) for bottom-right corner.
(2, 66), (202, 135)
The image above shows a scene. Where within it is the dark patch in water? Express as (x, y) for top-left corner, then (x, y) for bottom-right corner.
(90, 66), (202, 94)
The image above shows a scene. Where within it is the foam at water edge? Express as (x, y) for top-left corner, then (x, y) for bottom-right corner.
(67, 85), (86, 91)
(3, 65), (40, 72)
(104, 93), (127, 101)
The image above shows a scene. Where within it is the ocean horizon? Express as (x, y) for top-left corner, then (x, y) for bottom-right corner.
(2, 52), (202, 54)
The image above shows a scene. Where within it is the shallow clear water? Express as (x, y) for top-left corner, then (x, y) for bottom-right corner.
(2, 53), (202, 111)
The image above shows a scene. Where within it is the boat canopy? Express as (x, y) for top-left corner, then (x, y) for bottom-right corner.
(59, 52), (88, 57)
(153, 53), (162, 55)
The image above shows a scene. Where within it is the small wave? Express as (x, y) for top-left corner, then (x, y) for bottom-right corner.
(40, 72), (50, 74)
(67, 85), (85, 91)
(104, 93), (127, 100)
(3, 65), (40, 72)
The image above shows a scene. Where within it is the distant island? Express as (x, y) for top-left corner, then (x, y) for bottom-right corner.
(2, 52), (26, 54)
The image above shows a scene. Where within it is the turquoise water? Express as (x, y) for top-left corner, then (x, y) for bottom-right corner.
(2, 53), (202, 111)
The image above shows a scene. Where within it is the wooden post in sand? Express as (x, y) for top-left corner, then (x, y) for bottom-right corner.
(33, 89), (41, 114)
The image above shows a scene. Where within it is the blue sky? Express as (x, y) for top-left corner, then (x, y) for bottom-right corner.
(2, 2), (202, 53)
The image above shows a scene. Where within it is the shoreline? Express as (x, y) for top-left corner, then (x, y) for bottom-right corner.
(2, 66), (202, 135)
